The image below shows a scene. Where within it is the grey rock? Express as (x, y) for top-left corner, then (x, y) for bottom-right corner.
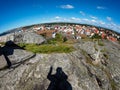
(14, 32), (46, 44)
(0, 40), (120, 90)
(0, 55), (7, 69)
(0, 45), (35, 69)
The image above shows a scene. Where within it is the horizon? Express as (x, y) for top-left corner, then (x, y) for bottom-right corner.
(1, 22), (120, 36)
(0, 0), (120, 33)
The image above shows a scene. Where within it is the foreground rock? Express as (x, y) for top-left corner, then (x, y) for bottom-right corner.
(0, 54), (7, 69)
(0, 43), (35, 69)
(0, 40), (120, 90)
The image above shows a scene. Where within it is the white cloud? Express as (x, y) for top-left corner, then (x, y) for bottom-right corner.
(60, 4), (74, 9)
(97, 6), (106, 9)
(82, 19), (89, 21)
(90, 16), (97, 19)
(80, 11), (85, 16)
(99, 21), (105, 25)
(50, 16), (120, 33)
(71, 17), (81, 21)
(91, 20), (97, 23)
(55, 16), (60, 19)
(107, 16), (112, 21)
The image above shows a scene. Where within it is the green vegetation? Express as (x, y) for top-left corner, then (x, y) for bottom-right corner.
(0, 42), (5, 46)
(91, 34), (102, 39)
(19, 44), (74, 53)
(98, 40), (104, 46)
(18, 33), (74, 53)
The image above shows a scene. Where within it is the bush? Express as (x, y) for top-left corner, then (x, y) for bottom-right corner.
(63, 37), (68, 42)
(91, 34), (102, 39)
(55, 33), (63, 41)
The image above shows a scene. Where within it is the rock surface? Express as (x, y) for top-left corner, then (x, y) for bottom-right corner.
(14, 32), (46, 44)
(0, 40), (120, 90)
(0, 55), (7, 69)
(0, 43), (35, 69)
(0, 32), (46, 44)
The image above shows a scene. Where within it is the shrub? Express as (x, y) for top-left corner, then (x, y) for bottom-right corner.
(55, 33), (63, 41)
(63, 37), (68, 42)
(91, 34), (102, 39)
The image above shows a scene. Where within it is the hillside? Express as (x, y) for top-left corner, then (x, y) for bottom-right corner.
(0, 22), (120, 90)
(0, 39), (120, 90)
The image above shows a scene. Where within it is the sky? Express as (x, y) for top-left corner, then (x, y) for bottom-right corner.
(0, 0), (120, 33)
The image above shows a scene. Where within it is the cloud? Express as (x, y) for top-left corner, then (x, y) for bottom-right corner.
(71, 17), (81, 21)
(80, 11), (85, 16)
(55, 16), (60, 19)
(60, 4), (74, 9)
(97, 6), (106, 9)
(107, 16), (112, 21)
(90, 16), (97, 19)
(91, 20), (97, 23)
(99, 21), (105, 25)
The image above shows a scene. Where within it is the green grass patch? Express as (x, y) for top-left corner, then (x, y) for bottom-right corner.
(17, 33), (75, 53)
(98, 40), (104, 46)
(0, 42), (5, 46)
(18, 43), (74, 53)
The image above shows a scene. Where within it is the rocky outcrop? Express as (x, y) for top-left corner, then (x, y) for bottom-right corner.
(0, 42), (35, 69)
(0, 32), (46, 44)
(14, 32), (46, 44)
(0, 40), (120, 90)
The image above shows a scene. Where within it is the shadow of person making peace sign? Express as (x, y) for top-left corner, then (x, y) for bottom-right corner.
(47, 66), (72, 90)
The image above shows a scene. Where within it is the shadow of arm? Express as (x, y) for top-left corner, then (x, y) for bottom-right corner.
(47, 66), (53, 80)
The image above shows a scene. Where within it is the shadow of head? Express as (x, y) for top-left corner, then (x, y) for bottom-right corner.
(56, 67), (62, 74)
(5, 40), (24, 49)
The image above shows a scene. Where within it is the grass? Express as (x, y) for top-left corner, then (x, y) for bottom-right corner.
(18, 34), (75, 54)
(18, 43), (74, 53)
(98, 40), (104, 46)
(0, 42), (5, 46)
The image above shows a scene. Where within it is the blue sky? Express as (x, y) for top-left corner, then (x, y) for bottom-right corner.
(0, 0), (120, 33)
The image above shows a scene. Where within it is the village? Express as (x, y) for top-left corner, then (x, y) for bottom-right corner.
(0, 23), (120, 43)
(21, 23), (120, 42)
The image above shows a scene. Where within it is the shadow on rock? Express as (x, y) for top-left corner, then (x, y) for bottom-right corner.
(0, 40), (24, 68)
(47, 66), (72, 90)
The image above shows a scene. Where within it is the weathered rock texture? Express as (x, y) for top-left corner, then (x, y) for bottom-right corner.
(0, 32), (46, 44)
(14, 32), (46, 44)
(0, 40), (120, 90)
(0, 43), (35, 69)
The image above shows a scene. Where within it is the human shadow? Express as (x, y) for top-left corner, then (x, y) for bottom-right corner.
(47, 66), (72, 90)
(0, 40), (24, 68)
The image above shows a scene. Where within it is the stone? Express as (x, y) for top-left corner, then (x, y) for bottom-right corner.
(0, 55), (7, 69)
(14, 32), (46, 44)
(0, 40), (120, 90)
